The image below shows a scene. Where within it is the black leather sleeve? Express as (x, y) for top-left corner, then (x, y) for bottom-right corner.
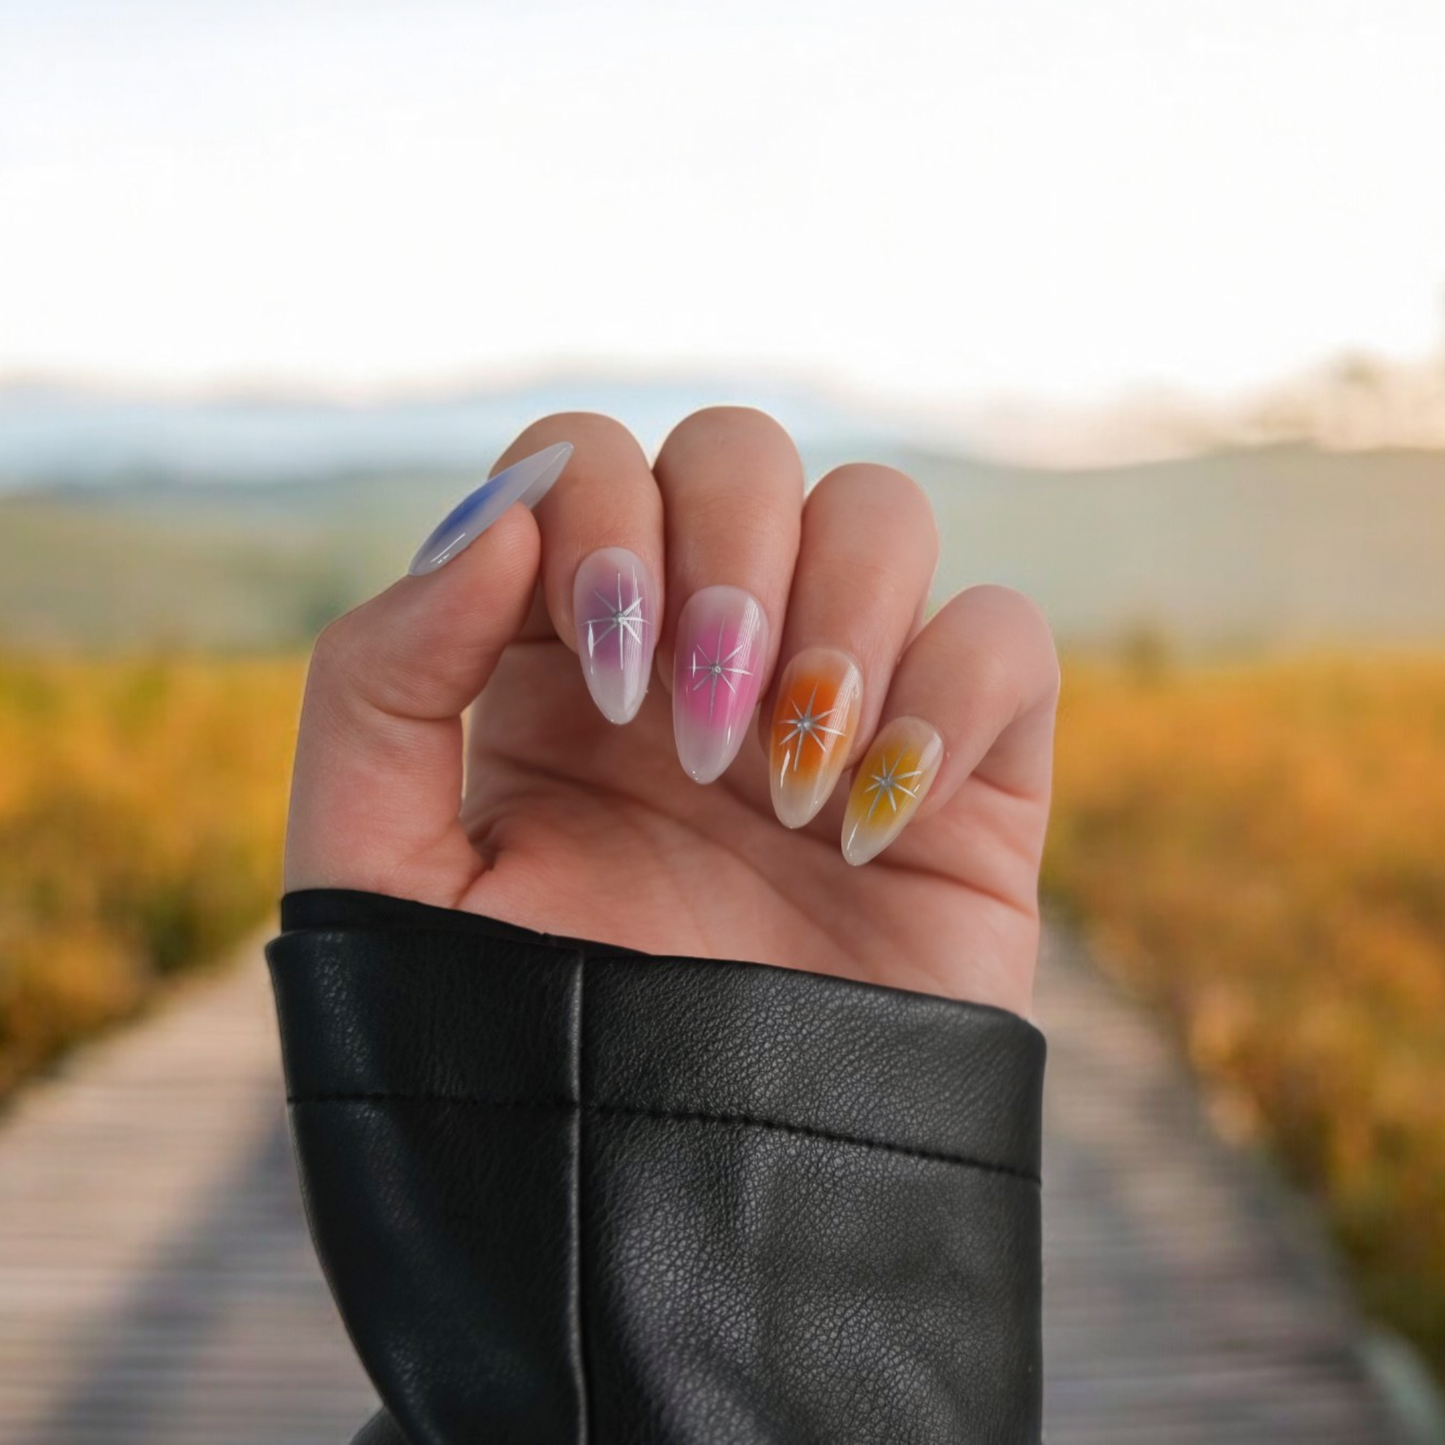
(266, 890), (1047, 1444)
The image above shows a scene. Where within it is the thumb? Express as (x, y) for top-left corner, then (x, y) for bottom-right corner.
(284, 498), (542, 902)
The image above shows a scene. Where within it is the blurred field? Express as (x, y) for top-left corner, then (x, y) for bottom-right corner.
(1045, 650), (1445, 1381)
(2, 646), (1442, 1391)
(3, 442), (1444, 653)
(0, 655), (302, 1100)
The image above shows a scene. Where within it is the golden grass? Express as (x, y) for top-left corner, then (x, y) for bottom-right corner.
(1045, 650), (1445, 1377)
(0, 655), (304, 1100)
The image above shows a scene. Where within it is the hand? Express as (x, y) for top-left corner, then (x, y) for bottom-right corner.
(283, 409), (1059, 1013)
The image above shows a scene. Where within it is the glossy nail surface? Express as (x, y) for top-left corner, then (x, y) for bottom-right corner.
(407, 442), (573, 576)
(673, 586), (769, 783)
(841, 716), (943, 865)
(768, 648), (862, 827)
(573, 547), (658, 724)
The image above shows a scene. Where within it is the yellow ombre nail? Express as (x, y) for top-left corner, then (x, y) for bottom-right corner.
(841, 717), (943, 865)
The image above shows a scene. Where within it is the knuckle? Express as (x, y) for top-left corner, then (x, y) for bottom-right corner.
(308, 611), (354, 673)
(679, 487), (786, 558)
(961, 636), (1017, 702)
(663, 404), (796, 459)
(954, 584), (1061, 694)
(824, 552), (918, 617)
(306, 603), (374, 698)
(967, 583), (1050, 632)
(514, 411), (644, 461)
(814, 462), (938, 533)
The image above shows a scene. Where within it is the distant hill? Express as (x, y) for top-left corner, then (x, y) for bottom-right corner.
(909, 443), (1445, 653)
(1, 435), (1441, 654)
(0, 377), (887, 490)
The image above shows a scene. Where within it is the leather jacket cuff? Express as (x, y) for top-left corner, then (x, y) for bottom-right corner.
(267, 889), (1046, 1444)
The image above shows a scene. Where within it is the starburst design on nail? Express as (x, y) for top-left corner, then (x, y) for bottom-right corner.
(776, 682), (846, 780)
(586, 572), (648, 660)
(863, 750), (924, 820)
(689, 623), (752, 720)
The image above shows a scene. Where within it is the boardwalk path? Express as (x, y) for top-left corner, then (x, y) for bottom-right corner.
(0, 921), (1426, 1443)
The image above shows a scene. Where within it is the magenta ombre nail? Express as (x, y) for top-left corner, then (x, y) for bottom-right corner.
(573, 547), (658, 724)
(672, 585), (769, 783)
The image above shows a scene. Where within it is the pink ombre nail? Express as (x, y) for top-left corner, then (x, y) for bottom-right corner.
(672, 585), (769, 783)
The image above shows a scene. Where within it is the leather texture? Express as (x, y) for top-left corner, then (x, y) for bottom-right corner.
(267, 889), (1047, 1444)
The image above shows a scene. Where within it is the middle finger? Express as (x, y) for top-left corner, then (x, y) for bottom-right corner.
(653, 407), (805, 783)
(763, 462), (939, 829)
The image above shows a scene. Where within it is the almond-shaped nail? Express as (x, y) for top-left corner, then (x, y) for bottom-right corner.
(769, 648), (862, 827)
(407, 442), (573, 576)
(841, 716), (943, 865)
(673, 585), (768, 783)
(573, 547), (659, 724)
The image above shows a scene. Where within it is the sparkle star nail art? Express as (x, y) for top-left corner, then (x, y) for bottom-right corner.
(768, 648), (862, 828)
(573, 547), (659, 724)
(672, 585), (769, 783)
(841, 716), (944, 865)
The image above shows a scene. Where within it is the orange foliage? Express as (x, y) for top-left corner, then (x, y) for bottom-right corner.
(1046, 652), (1445, 1377)
(0, 655), (304, 1099)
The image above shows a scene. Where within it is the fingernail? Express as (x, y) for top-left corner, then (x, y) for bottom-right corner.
(407, 441), (573, 576)
(841, 716), (943, 865)
(768, 648), (862, 827)
(673, 585), (768, 783)
(573, 547), (659, 724)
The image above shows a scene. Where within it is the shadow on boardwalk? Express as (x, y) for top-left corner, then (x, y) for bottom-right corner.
(0, 924), (1433, 1443)
(0, 947), (377, 1445)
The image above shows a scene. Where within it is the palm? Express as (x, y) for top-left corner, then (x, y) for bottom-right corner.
(455, 638), (1048, 1009)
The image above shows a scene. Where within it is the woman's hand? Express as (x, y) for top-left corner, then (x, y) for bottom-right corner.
(283, 409), (1059, 1014)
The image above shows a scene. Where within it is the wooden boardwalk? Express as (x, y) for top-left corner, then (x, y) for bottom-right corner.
(0, 945), (377, 1445)
(1036, 924), (1428, 1444)
(0, 922), (1431, 1443)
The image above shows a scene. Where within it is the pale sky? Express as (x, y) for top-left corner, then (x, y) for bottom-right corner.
(2, 0), (1443, 409)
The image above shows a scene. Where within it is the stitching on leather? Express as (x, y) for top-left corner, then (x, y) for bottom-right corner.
(287, 1091), (1040, 1185)
(290, 1091), (573, 1112)
(588, 1102), (1040, 1184)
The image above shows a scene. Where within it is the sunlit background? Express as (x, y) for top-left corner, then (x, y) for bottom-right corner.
(1, 2), (1443, 1441)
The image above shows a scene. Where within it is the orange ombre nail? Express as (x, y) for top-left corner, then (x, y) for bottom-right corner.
(768, 648), (862, 828)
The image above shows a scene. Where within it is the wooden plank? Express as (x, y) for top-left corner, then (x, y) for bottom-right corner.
(0, 943), (377, 1445)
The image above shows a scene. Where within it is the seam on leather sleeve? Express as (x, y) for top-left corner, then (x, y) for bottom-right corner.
(286, 1091), (1041, 1185)
(573, 948), (593, 1445)
(290, 1091), (574, 1111)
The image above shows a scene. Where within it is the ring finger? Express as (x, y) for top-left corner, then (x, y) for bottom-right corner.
(761, 463), (939, 828)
